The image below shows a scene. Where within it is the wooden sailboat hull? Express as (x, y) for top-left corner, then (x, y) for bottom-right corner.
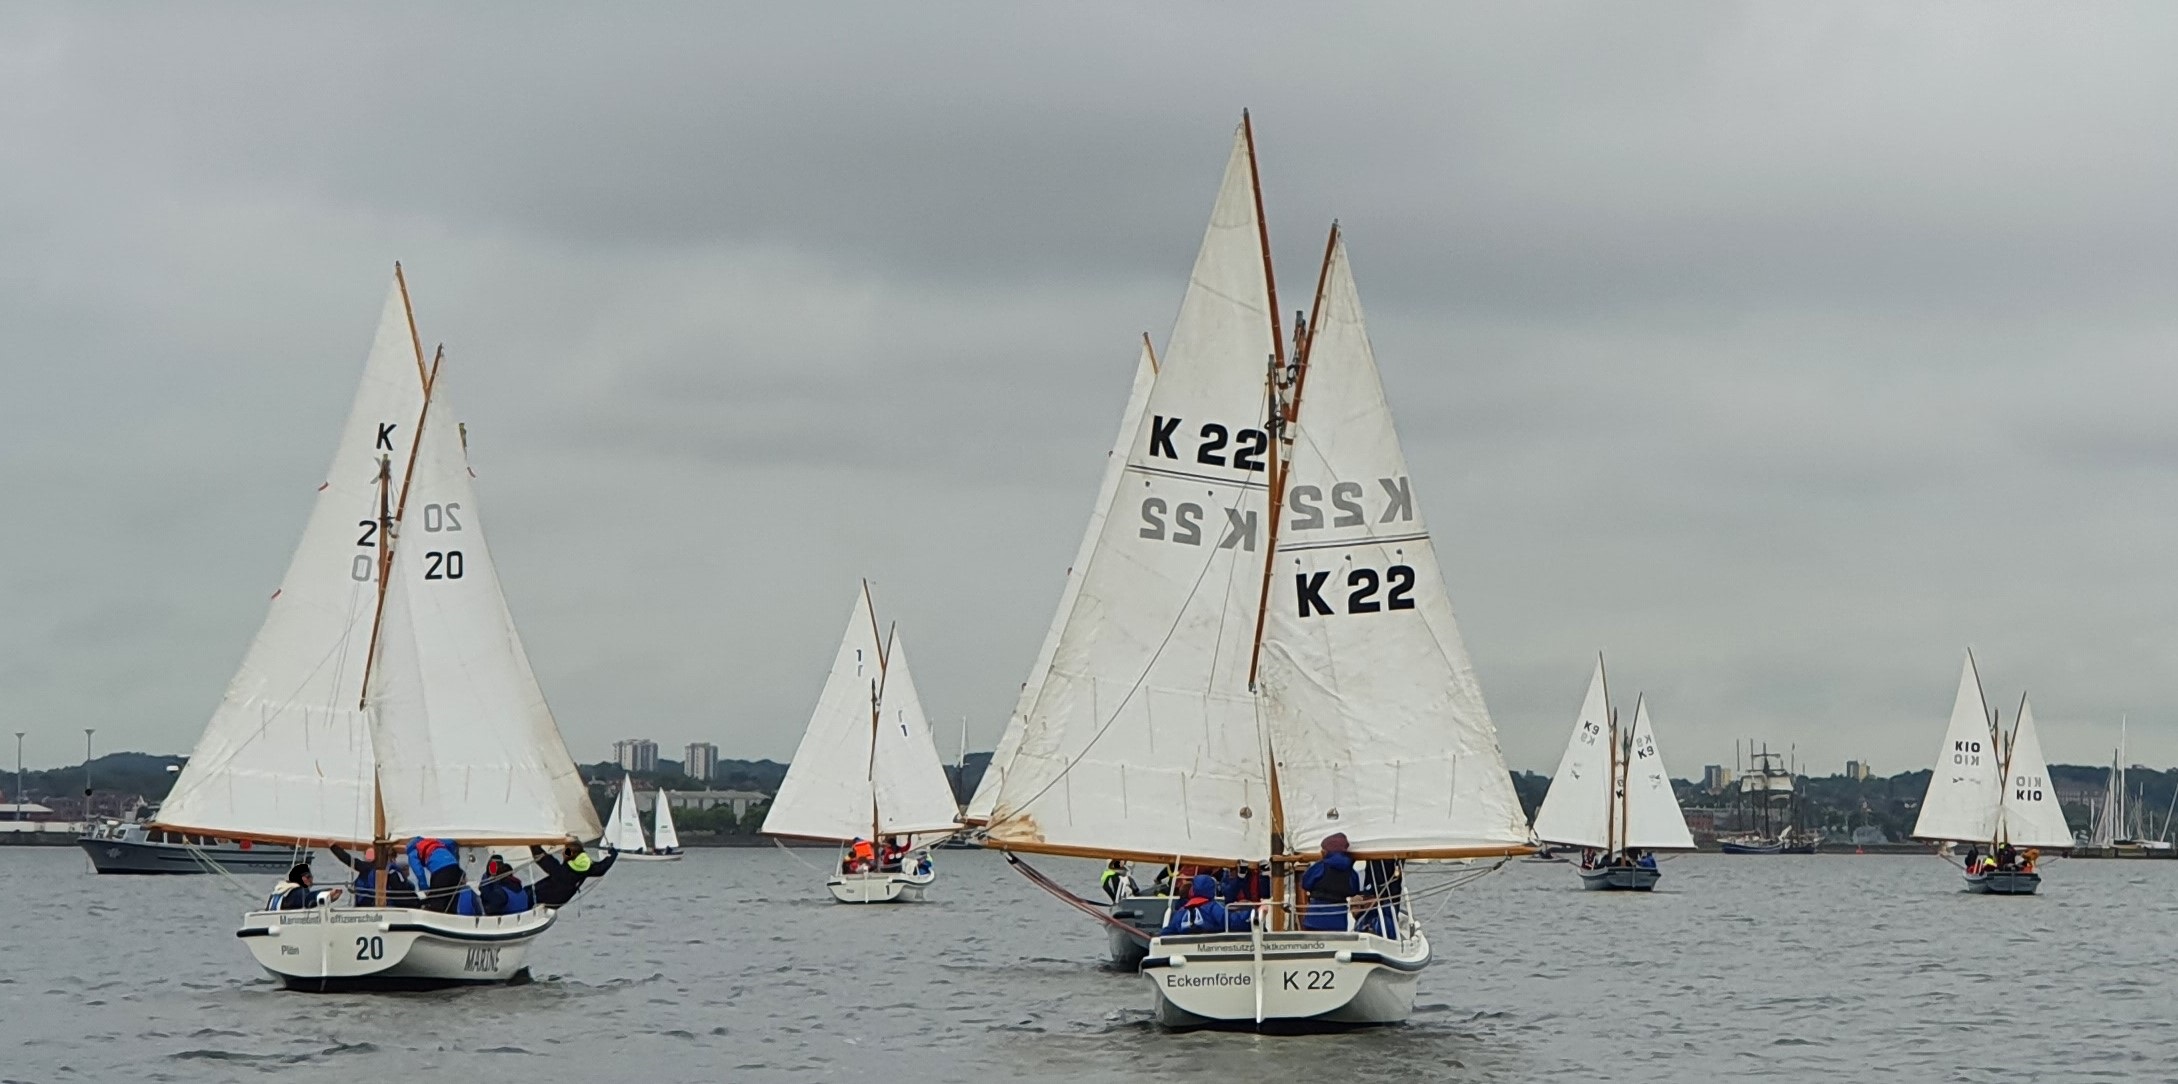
(1963, 870), (2041, 895)
(826, 868), (935, 903)
(237, 907), (556, 992)
(1141, 929), (1428, 1029)
(1578, 865), (1660, 891)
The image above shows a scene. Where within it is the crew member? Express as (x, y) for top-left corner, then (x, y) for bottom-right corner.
(1160, 874), (1244, 935)
(530, 838), (618, 907)
(328, 843), (421, 908)
(1300, 833), (1360, 931)
(268, 863), (341, 911)
(479, 854), (533, 915)
(1100, 859), (1131, 901)
(406, 836), (463, 911)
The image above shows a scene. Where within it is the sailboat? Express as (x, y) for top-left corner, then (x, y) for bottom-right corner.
(600, 774), (684, 861)
(762, 582), (962, 903)
(1909, 652), (2073, 895)
(1531, 658), (1696, 890)
(978, 116), (1532, 1029)
(152, 268), (601, 990)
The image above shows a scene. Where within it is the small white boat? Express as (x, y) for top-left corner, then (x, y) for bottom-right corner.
(762, 581), (962, 903)
(79, 819), (299, 876)
(1909, 652), (2072, 895)
(153, 268), (603, 991)
(980, 116), (1533, 1028)
(1531, 657), (1696, 891)
(600, 775), (684, 862)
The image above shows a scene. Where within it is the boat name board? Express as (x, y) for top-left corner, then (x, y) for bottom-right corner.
(1163, 971), (1251, 988)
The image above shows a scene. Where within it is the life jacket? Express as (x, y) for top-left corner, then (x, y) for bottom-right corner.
(851, 839), (875, 861)
(568, 852), (593, 874)
(1175, 898), (1218, 933)
(452, 886), (483, 917)
(1305, 854), (1356, 903)
(266, 881), (301, 910)
(411, 837), (459, 873)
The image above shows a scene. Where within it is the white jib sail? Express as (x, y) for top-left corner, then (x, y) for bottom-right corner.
(985, 121), (1278, 861)
(1256, 232), (1529, 855)
(365, 367), (601, 843)
(651, 790), (681, 852)
(966, 340), (1159, 825)
(762, 584), (895, 842)
(601, 775), (647, 852)
(1911, 652), (2002, 842)
(1531, 658), (1613, 850)
(1621, 697), (1695, 851)
(157, 276), (426, 845)
(1996, 698), (2074, 848)
(868, 634), (968, 838)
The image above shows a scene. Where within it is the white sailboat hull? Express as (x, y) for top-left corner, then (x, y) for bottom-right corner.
(237, 907), (555, 991)
(1141, 929), (1428, 1029)
(613, 851), (683, 863)
(826, 868), (935, 904)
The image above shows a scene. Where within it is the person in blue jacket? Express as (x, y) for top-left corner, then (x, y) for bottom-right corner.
(478, 854), (533, 915)
(1160, 874), (1248, 935)
(1299, 832), (1360, 931)
(444, 867), (485, 917)
(328, 844), (421, 908)
(407, 837), (463, 912)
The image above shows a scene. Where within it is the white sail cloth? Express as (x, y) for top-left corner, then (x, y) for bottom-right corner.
(158, 275), (600, 846)
(986, 122), (1528, 862)
(966, 341), (1158, 825)
(1995, 699), (2073, 848)
(763, 586), (963, 842)
(652, 790), (681, 851)
(1531, 660), (1614, 850)
(1621, 698), (1695, 850)
(601, 775), (647, 852)
(1911, 655), (2002, 843)
(985, 123), (1278, 860)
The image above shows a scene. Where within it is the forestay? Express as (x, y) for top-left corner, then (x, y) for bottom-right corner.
(366, 368), (600, 843)
(1255, 233), (1529, 855)
(1531, 660), (1614, 850)
(985, 123), (1279, 862)
(966, 341), (1158, 825)
(1621, 697), (1695, 850)
(1911, 654), (2002, 843)
(601, 775), (647, 852)
(764, 585), (962, 842)
(1995, 699), (2073, 848)
(156, 278), (426, 845)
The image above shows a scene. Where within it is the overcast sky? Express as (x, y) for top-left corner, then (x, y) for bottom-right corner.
(4, 5), (2176, 777)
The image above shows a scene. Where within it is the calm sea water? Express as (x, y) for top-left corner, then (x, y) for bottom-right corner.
(2, 846), (2174, 1082)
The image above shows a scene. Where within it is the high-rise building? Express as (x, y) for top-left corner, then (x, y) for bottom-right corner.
(684, 742), (719, 782)
(613, 739), (659, 773)
(1845, 760), (1871, 781)
(1701, 765), (1733, 793)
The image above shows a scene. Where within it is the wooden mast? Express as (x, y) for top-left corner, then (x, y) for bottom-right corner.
(863, 581), (888, 854)
(1607, 708), (1621, 857)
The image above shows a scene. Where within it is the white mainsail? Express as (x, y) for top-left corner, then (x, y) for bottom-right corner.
(365, 366), (599, 842)
(985, 120), (1528, 864)
(1256, 231), (1528, 855)
(156, 277), (425, 845)
(1531, 660), (1614, 850)
(1911, 653), (2003, 843)
(601, 774), (647, 852)
(1995, 698), (2073, 848)
(763, 584), (962, 842)
(1621, 697), (1695, 851)
(985, 122), (1279, 861)
(652, 790), (681, 852)
(965, 339), (1158, 825)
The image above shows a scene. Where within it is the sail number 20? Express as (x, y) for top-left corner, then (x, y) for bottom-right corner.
(347, 503), (464, 582)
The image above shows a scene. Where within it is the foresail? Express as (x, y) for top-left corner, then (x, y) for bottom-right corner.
(157, 276), (425, 844)
(1910, 653), (2001, 842)
(1256, 233), (1528, 855)
(1996, 699), (2073, 848)
(967, 341), (1159, 825)
(601, 775), (647, 852)
(1530, 659), (1613, 849)
(763, 586), (887, 842)
(985, 121), (1278, 862)
(366, 368), (601, 843)
(1621, 697), (1695, 850)
(651, 789), (681, 851)
(870, 635), (967, 836)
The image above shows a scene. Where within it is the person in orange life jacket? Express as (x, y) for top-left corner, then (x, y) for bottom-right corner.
(329, 844), (420, 908)
(406, 836), (463, 911)
(530, 839), (616, 907)
(1300, 833), (1363, 931)
(479, 854), (533, 915)
(845, 837), (876, 873)
(1161, 874), (1247, 934)
(268, 863), (342, 911)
